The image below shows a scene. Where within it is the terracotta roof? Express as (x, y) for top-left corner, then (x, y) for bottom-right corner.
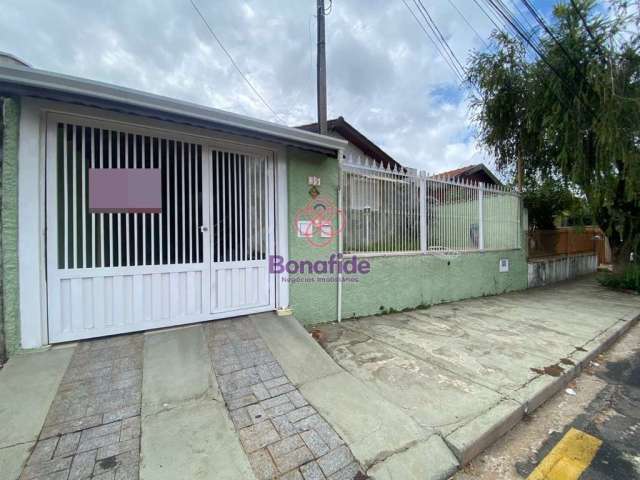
(437, 165), (478, 178)
(436, 163), (502, 186)
(296, 117), (402, 170)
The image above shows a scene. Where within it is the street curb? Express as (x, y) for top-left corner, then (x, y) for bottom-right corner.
(367, 436), (459, 480)
(570, 312), (640, 370)
(444, 399), (524, 466)
(443, 310), (640, 468)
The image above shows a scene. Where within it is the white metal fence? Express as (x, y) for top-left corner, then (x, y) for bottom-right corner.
(341, 156), (521, 255)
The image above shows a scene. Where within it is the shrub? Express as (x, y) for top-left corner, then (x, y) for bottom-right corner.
(598, 265), (640, 293)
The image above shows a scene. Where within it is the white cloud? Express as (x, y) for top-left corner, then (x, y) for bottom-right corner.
(0, 0), (504, 174)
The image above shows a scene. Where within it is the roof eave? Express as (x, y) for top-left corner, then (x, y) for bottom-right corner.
(465, 165), (502, 185)
(0, 65), (347, 155)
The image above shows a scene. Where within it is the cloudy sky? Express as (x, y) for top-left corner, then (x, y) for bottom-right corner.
(1, 0), (555, 173)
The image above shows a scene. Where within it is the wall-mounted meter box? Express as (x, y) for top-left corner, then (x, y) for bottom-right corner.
(499, 258), (509, 273)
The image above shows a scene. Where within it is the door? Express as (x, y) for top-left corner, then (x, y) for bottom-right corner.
(208, 148), (275, 313)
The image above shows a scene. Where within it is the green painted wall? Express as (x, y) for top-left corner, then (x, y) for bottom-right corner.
(340, 249), (527, 320)
(2, 97), (20, 356)
(285, 149), (527, 325)
(286, 147), (339, 324)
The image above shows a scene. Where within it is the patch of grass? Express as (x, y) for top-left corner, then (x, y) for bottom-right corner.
(375, 303), (431, 316)
(598, 264), (640, 293)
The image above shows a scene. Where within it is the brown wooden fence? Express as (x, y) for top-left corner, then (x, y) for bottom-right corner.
(528, 226), (610, 264)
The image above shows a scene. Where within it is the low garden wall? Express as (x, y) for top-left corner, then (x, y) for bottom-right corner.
(286, 148), (529, 325)
(341, 249), (528, 320)
(528, 253), (597, 288)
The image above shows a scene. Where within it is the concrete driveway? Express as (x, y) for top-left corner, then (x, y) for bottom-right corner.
(315, 277), (640, 465)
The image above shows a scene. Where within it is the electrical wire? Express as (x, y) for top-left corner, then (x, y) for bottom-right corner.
(323, 0), (333, 16)
(447, 0), (489, 48)
(473, 0), (508, 33)
(414, 0), (467, 77)
(506, 0), (537, 33)
(400, 0), (466, 82)
(481, 0), (596, 115)
(189, 0), (285, 123)
(520, 0), (586, 76)
(496, 0), (531, 39)
(568, 0), (608, 63)
(482, 0), (544, 57)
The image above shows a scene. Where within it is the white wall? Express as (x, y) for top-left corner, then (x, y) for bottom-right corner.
(528, 253), (598, 288)
(18, 99), (46, 348)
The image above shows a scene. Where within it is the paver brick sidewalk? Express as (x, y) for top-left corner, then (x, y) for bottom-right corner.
(205, 318), (364, 480)
(16, 317), (366, 480)
(19, 335), (143, 480)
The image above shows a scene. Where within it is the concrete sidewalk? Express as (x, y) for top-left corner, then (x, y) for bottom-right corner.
(312, 277), (640, 473)
(253, 312), (459, 479)
(0, 346), (74, 479)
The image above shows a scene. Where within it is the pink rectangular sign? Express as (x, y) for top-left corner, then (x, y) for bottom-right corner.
(89, 168), (162, 213)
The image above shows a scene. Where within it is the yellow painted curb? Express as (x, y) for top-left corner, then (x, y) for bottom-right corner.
(528, 428), (602, 480)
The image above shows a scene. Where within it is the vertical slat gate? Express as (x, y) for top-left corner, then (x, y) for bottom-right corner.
(48, 121), (210, 342)
(210, 149), (272, 312)
(48, 120), (276, 343)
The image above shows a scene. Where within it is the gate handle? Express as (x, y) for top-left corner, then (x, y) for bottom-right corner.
(200, 226), (209, 233)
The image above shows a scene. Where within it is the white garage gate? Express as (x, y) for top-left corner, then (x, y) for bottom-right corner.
(45, 115), (276, 343)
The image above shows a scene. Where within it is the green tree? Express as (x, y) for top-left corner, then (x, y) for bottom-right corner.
(467, 0), (640, 263)
(522, 178), (583, 230)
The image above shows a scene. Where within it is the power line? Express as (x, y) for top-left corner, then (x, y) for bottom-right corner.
(520, 0), (586, 76)
(482, 0), (532, 45)
(481, 0), (596, 115)
(400, 0), (465, 82)
(473, 0), (507, 33)
(518, 0), (602, 116)
(447, 0), (489, 49)
(413, 0), (464, 81)
(505, 0), (536, 33)
(568, 0), (608, 63)
(414, 0), (467, 76)
(497, 0), (530, 37)
(476, 0), (542, 60)
(483, 0), (546, 58)
(188, 0), (285, 123)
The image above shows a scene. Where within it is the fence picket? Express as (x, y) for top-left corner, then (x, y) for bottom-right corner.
(341, 153), (519, 255)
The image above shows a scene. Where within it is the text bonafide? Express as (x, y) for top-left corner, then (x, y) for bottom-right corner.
(269, 254), (370, 274)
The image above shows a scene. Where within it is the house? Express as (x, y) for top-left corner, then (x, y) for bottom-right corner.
(0, 61), (350, 355)
(436, 163), (502, 186)
(297, 116), (403, 170)
(0, 60), (527, 358)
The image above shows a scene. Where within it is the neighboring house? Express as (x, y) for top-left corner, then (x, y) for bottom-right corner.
(0, 60), (527, 357)
(297, 117), (403, 217)
(297, 116), (403, 170)
(436, 163), (502, 186)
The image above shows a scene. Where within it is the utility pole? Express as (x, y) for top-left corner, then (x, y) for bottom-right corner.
(317, 0), (328, 135)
